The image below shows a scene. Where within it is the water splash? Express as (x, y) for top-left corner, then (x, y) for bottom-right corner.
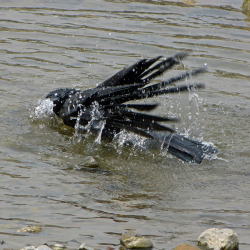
(185, 90), (205, 141)
(113, 130), (148, 155)
(161, 72), (205, 141)
(73, 101), (106, 144)
(31, 98), (54, 120)
(202, 141), (220, 161)
(94, 120), (106, 144)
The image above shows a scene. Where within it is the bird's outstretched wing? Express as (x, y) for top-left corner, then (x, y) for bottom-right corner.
(85, 53), (205, 136)
(97, 52), (187, 88)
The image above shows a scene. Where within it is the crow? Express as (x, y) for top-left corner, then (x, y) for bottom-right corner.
(45, 53), (217, 163)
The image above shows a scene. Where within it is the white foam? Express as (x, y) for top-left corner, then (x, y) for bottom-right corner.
(33, 99), (54, 119)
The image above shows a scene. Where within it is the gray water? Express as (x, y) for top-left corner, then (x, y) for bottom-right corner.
(0, 0), (250, 249)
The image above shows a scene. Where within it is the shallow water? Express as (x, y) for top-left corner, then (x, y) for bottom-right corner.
(0, 0), (250, 249)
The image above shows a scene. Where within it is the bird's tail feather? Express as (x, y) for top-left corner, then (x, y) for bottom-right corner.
(165, 134), (217, 163)
(146, 132), (217, 163)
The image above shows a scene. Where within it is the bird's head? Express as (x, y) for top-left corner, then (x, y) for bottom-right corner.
(46, 88), (78, 115)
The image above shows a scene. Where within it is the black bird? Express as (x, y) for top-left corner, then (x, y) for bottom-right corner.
(46, 53), (217, 163)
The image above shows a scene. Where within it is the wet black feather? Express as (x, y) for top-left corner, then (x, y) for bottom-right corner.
(45, 53), (216, 163)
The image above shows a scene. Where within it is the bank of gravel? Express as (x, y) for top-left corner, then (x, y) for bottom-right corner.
(1, 227), (239, 250)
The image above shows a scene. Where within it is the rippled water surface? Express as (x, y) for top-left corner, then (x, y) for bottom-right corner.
(0, 0), (250, 249)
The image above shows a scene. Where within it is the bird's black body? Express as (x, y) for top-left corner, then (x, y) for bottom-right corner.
(46, 53), (216, 163)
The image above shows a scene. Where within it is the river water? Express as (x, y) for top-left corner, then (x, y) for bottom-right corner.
(0, 0), (249, 249)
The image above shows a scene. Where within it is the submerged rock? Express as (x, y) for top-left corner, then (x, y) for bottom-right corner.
(120, 232), (153, 249)
(36, 245), (52, 250)
(50, 243), (66, 250)
(20, 244), (63, 250)
(80, 156), (100, 168)
(78, 242), (95, 250)
(173, 243), (201, 250)
(17, 225), (42, 233)
(242, 0), (250, 14)
(20, 247), (36, 250)
(198, 228), (239, 250)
